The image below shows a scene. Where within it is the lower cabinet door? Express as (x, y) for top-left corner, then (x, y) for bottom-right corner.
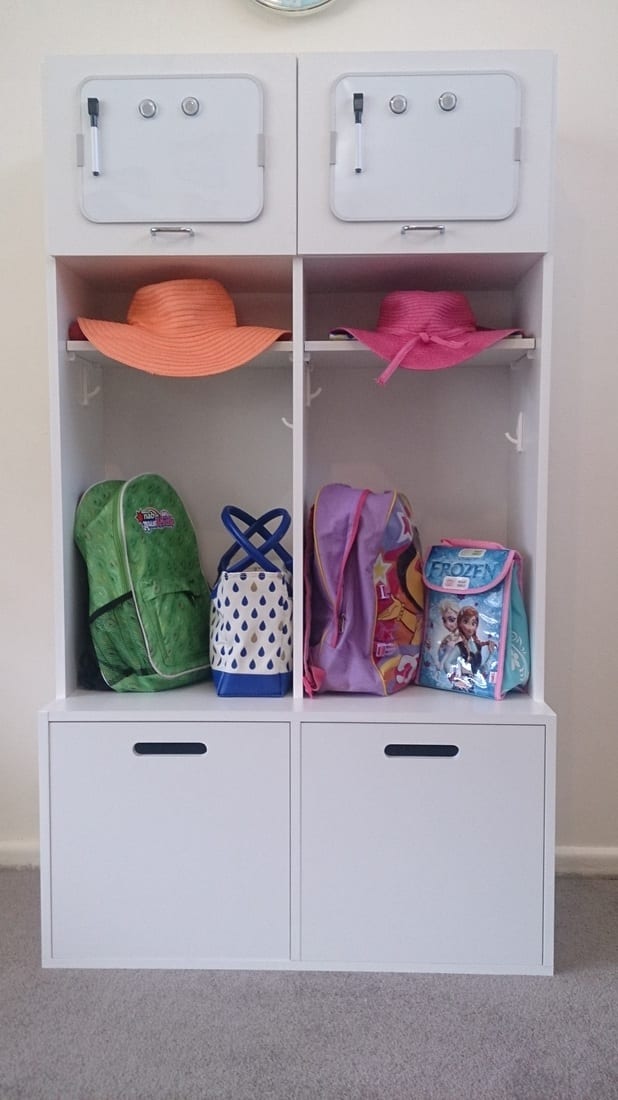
(47, 721), (290, 964)
(300, 722), (547, 970)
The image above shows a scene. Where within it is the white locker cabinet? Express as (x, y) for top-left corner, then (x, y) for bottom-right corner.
(298, 51), (555, 255)
(42, 55), (297, 256)
(41, 721), (291, 967)
(300, 722), (551, 973)
(39, 50), (557, 975)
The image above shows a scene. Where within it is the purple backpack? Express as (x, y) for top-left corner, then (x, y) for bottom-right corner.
(303, 484), (424, 696)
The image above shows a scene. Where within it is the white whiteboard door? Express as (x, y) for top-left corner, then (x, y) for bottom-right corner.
(80, 75), (264, 223)
(331, 71), (520, 222)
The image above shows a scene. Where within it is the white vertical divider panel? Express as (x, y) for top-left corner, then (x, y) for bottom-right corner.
(543, 715), (557, 969)
(46, 259), (67, 698)
(37, 713), (53, 965)
(292, 256), (306, 701)
(530, 254), (554, 702)
(510, 254), (554, 700)
(290, 256), (305, 960)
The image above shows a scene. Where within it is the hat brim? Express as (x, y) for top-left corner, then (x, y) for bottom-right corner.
(333, 326), (521, 371)
(77, 318), (290, 378)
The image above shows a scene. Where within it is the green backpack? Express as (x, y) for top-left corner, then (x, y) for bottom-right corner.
(74, 474), (211, 691)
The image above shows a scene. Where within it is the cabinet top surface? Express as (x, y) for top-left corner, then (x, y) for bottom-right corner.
(43, 49), (556, 65)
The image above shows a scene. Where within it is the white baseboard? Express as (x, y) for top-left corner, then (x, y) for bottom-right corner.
(0, 841), (616, 876)
(0, 840), (40, 868)
(556, 846), (618, 876)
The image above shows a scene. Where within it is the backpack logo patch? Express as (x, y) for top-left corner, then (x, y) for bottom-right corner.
(135, 507), (175, 533)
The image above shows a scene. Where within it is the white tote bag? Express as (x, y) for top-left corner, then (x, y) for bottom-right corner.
(210, 506), (293, 697)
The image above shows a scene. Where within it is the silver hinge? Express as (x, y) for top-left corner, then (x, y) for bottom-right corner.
(257, 133), (265, 167)
(329, 131), (337, 165)
(76, 133), (84, 167)
(513, 127), (522, 162)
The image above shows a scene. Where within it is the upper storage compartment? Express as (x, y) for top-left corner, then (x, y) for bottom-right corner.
(298, 51), (555, 255)
(43, 54), (297, 256)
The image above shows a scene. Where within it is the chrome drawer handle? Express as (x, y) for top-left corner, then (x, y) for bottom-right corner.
(401, 224), (446, 235)
(133, 742), (207, 755)
(150, 226), (195, 237)
(384, 744), (459, 757)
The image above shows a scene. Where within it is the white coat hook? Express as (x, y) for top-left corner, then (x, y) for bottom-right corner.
(282, 350), (296, 428)
(505, 411), (524, 453)
(305, 357), (322, 408)
(307, 383), (323, 407)
(281, 353), (323, 428)
(76, 360), (102, 408)
(79, 373), (101, 407)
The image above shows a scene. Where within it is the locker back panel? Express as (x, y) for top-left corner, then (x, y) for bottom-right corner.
(331, 71), (520, 222)
(80, 75), (264, 223)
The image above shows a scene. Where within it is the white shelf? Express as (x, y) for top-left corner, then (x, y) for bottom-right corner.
(66, 339), (294, 371)
(42, 683), (554, 724)
(66, 336), (535, 371)
(306, 337), (535, 369)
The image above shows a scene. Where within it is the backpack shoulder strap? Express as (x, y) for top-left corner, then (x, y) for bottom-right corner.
(329, 489), (370, 644)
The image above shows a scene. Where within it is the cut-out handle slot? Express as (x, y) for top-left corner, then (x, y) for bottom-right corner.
(384, 744), (459, 758)
(133, 742), (207, 756)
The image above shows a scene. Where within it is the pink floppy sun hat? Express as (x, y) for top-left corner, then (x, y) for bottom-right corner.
(331, 290), (521, 385)
(77, 278), (290, 378)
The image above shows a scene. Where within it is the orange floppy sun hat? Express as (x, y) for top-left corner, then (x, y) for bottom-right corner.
(77, 278), (290, 378)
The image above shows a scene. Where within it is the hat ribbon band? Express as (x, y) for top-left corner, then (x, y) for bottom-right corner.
(376, 332), (467, 386)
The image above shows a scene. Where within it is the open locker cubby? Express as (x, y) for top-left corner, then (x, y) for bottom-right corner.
(39, 51), (556, 975)
(299, 250), (552, 701)
(50, 254), (295, 699)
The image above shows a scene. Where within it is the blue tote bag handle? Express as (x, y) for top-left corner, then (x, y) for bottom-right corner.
(217, 506), (293, 574)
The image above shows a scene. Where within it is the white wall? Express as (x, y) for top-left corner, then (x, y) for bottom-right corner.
(0, 0), (617, 870)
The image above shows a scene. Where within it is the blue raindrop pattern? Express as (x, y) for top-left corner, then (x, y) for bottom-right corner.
(210, 568), (293, 678)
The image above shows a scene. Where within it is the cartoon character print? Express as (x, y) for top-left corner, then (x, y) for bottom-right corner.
(436, 599), (460, 663)
(422, 598), (499, 694)
(373, 499), (424, 692)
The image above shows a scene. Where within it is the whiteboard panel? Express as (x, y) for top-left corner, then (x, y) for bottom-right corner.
(331, 71), (520, 222)
(80, 75), (264, 223)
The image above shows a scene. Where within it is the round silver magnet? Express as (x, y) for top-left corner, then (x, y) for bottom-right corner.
(181, 97), (200, 117)
(138, 99), (157, 119)
(389, 94), (408, 115)
(438, 91), (458, 112)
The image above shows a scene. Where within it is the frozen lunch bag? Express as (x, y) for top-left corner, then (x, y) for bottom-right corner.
(418, 540), (530, 699)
